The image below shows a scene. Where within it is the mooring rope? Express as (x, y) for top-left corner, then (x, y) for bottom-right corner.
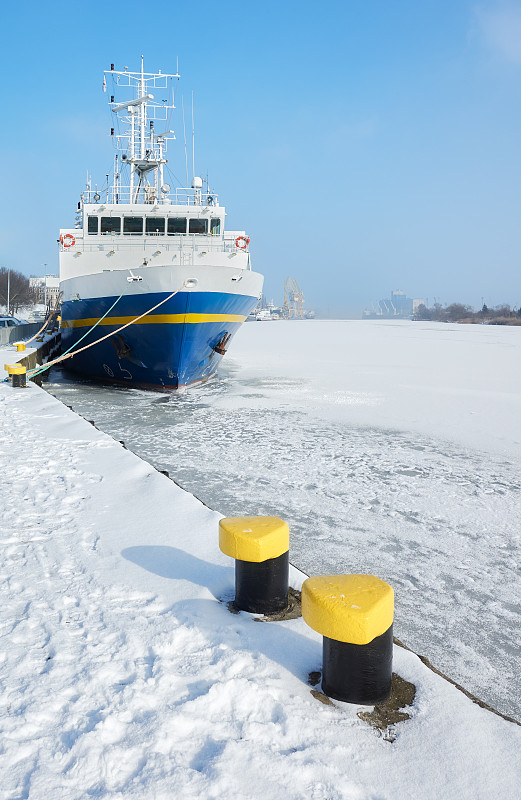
(28, 290), (127, 377)
(28, 281), (188, 378)
(22, 293), (63, 346)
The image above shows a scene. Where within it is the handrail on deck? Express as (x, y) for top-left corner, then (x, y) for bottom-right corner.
(82, 186), (219, 207)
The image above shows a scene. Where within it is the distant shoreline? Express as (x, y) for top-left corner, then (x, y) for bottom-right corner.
(411, 302), (521, 326)
(413, 315), (521, 326)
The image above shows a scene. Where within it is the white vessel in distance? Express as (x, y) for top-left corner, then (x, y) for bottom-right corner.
(59, 58), (263, 389)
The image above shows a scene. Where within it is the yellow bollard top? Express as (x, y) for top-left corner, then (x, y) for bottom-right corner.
(8, 365), (26, 375)
(219, 516), (289, 563)
(15, 343), (26, 352)
(301, 574), (394, 645)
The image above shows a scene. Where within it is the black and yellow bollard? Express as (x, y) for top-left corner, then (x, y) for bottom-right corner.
(219, 516), (289, 614)
(10, 365), (27, 388)
(302, 574), (394, 705)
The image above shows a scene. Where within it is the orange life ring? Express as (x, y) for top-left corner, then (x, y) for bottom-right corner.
(235, 235), (250, 250)
(60, 233), (76, 248)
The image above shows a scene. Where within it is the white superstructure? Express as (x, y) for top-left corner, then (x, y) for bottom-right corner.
(58, 59), (263, 390)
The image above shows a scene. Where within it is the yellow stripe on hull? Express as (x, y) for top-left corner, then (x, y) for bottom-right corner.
(61, 313), (247, 329)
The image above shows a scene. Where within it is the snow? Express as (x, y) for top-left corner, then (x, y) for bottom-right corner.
(2, 324), (521, 798)
(45, 320), (521, 722)
(226, 319), (521, 458)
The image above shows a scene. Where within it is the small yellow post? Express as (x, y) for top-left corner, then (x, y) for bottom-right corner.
(302, 574), (394, 704)
(9, 364), (27, 388)
(15, 343), (26, 352)
(219, 516), (290, 614)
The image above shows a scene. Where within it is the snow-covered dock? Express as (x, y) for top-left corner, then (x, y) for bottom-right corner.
(1, 351), (521, 798)
(2, 326), (61, 377)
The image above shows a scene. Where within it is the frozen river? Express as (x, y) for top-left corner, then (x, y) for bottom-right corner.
(47, 320), (521, 721)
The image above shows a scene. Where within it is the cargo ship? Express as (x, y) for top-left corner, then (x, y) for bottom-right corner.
(59, 59), (263, 389)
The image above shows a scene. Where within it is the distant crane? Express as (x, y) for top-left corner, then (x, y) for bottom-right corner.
(283, 278), (305, 319)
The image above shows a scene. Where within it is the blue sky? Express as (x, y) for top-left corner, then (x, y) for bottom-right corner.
(1, 0), (520, 315)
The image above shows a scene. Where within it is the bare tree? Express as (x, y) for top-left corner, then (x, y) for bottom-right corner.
(445, 303), (472, 321)
(493, 304), (512, 318)
(414, 303), (430, 320)
(0, 268), (35, 315)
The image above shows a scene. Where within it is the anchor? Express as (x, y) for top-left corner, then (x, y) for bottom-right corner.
(212, 331), (232, 355)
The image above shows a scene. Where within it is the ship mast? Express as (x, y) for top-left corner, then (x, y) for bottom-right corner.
(104, 58), (180, 204)
(140, 55), (145, 160)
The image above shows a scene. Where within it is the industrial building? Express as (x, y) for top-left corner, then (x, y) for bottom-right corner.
(363, 290), (424, 319)
(29, 275), (60, 307)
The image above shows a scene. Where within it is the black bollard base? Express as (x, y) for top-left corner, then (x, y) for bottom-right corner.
(12, 373), (27, 388)
(235, 551), (289, 614)
(322, 625), (393, 705)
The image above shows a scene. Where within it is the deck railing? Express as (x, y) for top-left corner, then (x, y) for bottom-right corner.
(60, 234), (246, 256)
(82, 187), (219, 207)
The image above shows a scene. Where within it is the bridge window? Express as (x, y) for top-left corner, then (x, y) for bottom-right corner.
(167, 217), (187, 234)
(189, 218), (208, 234)
(123, 217), (144, 235)
(146, 217), (166, 235)
(101, 217), (121, 235)
(88, 216), (98, 235)
(210, 218), (221, 235)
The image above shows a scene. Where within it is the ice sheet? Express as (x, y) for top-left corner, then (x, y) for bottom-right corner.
(46, 320), (521, 721)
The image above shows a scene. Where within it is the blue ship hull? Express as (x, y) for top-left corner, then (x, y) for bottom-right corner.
(60, 290), (257, 389)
